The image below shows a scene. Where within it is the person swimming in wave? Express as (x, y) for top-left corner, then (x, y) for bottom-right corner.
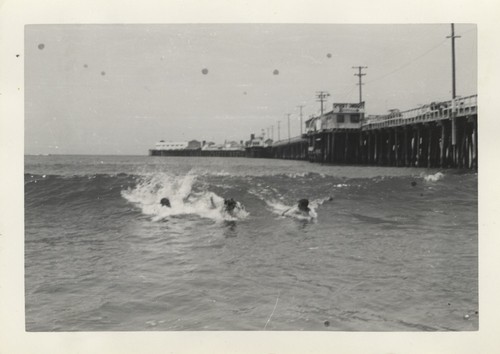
(210, 196), (243, 216)
(160, 197), (171, 207)
(282, 199), (314, 218)
(224, 198), (238, 213)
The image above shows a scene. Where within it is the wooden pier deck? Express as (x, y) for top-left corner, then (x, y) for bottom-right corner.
(268, 94), (477, 169)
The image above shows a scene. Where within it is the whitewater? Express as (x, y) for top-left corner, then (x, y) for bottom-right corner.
(25, 155), (478, 331)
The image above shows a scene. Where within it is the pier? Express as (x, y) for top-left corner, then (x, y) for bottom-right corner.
(149, 95), (477, 170)
(265, 95), (477, 169)
(149, 94), (477, 169)
(269, 136), (308, 160)
(149, 149), (246, 158)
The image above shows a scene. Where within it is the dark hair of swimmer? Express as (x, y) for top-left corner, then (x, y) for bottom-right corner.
(298, 199), (310, 212)
(160, 197), (171, 207)
(224, 198), (237, 212)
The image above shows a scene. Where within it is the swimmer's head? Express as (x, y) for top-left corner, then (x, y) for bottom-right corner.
(224, 198), (237, 212)
(160, 197), (171, 207)
(298, 199), (310, 212)
(411, 181), (417, 187)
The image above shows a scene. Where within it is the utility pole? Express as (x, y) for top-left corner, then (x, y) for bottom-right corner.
(271, 125), (274, 140)
(297, 105), (304, 136)
(352, 66), (367, 104)
(447, 23), (461, 153)
(277, 121), (281, 141)
(316, 91), (330, 116)
(287, 113), (291, 143)
(447, 23), (460, 100)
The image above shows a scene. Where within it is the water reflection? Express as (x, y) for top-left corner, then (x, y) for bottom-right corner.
(223, 220), (237, 238)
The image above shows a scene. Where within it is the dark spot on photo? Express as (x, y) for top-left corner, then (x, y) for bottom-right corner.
(16, 54), (20, 58)
(101, 71), (106, 76)
(202, 68), (209, 75)
(324, 320), (330, 327)
(83, 64), (88, 68)
(38, 43), (45, 50)
(273, 69), (279, 75)
(327, 53), (332, 58)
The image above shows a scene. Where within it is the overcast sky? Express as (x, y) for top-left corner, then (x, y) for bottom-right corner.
(25, 24), (477, 155)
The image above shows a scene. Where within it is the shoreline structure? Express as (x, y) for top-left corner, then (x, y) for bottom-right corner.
(149, 94), (477, 169)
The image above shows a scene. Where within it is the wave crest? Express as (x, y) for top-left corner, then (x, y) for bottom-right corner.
(423, 172), (445, 182)
(121, 173), (248, 222)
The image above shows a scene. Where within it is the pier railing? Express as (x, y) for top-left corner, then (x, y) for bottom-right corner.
(271, 136), (308, 147)
(362, 94), (477, 130)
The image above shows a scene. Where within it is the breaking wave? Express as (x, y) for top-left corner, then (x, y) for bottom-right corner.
(121, 173), (248, 222)
(423, 172), (445, 182)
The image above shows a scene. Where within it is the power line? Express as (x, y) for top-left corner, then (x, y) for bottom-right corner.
(448, 23), (461, 150)
(343, 85), (358, 101)
(287, 113), (291, 143)
(365, 38), (448, 84)
(297, 105), (304, 136)
(447, 23), (461, 99)
(316, 91), (330, 116)
(352, 66), (367, 104)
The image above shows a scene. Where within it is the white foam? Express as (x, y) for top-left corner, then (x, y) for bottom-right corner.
(423, 172), (445, 182)
(266, 199), (318, 221)
(287, 172), (308, 178)
(309, 196), (332, 207)
(121, 173), (247, 222)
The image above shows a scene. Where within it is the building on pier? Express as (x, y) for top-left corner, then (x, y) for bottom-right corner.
(306, 102), (365, 162)
(187, 140), (202, 150)
(245, 133), (271, 158)
(154, 140), (189, 150)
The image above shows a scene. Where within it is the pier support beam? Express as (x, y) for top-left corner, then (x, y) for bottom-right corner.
(416, 125), (421, 167)
(387, 129), (393, 166)
(439, 122), (445, 168)
(427, 124), (432, 168)
(368, 132), (372, 164)
(394, 128), (399, 166)
(473, 117), (478, 169)
(404, 127), (409, 167)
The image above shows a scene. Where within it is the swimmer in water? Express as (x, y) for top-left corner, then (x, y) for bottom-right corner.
(160, 197), (171, 207)
(282, 199), (313, 217)
(210, 197), (243, 216)
(224, 198), (238, 213)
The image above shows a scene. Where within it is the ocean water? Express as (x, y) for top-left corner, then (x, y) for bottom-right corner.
(24, 155), (478, 331)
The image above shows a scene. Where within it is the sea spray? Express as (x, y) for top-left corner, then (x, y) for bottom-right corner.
(265, 199), (319, 220)
(121, 172), (248, 222)
(422, 172), (445, 182)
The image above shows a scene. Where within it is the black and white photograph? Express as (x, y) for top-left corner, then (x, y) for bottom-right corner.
(1, 1), (499, 353)
(24, 22), (478, 331)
